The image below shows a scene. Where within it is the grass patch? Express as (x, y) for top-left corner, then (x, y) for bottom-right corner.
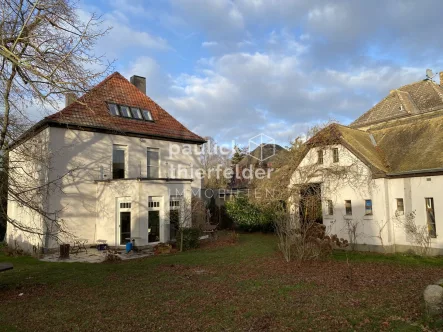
(1, 233), (443, 331)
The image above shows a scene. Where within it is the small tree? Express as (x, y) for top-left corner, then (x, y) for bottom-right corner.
(342, 218), (363, 251)
(199, 137), (231, 189)
(251, 122), (363, 262)
(168, 196), (206, 252)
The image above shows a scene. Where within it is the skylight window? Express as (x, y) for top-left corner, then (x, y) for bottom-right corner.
(107, 102), (154, 122)
(108, 103), (119, 116)
(142, 109), (153, 121)
(119, 106), (132, 118)
(131, 107), (143, 119)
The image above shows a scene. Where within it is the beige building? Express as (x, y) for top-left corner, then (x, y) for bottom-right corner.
(291, 72), (443, 254)
(6, 73), (205, 252)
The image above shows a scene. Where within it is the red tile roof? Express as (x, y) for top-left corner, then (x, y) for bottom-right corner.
(45, 72), (205, 143)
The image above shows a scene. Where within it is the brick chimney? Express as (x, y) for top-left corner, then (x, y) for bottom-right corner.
(130, 75), (146, 94)
(440, 72), (443, 87)
(65, 92), (77, 107)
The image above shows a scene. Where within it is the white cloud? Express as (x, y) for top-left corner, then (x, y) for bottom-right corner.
(202, 41), (219, 48)
(163, 51), (427, 144)
(170, 0), (245, 39)
(91, 11), (170, 59)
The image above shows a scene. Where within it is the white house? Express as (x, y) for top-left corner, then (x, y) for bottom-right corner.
(291, 72), (443, 254)
(6, 72), (205, 252)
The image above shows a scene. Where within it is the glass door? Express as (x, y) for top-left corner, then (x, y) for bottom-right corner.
(148, 211), (160, 243)
(120, 211), (131, 245)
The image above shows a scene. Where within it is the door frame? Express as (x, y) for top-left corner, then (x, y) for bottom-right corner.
(148, 196), (163, 244)
(116, 197), (132, 246)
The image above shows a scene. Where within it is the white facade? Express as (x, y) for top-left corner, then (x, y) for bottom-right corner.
(7, 126), (202, 251)
(291, 144), (443, 254)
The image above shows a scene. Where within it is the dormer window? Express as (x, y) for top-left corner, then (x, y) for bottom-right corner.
(120, 106), (132, 118)
(107, 102), (154, 122)
(131, 107), (143, 119)
(108, 103), (120, 116)
(142, 109), (153, 121)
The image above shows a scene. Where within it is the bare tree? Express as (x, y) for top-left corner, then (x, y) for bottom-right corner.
(395, 211), (433, 256)
(1, 0), (111, 246)
(199, 137), (231, 189)
(250, 123), (359, 262)
(342, 218), (363, 251)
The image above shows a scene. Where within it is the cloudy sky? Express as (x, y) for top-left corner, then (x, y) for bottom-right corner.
(78, 0), (443, 145)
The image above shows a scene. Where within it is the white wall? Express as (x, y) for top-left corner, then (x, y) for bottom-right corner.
(6, 128), (51, 252)
(291, 144), (443, 253)
(388, 176), (443, 250)
(8, 126), (202, 251)
(291, 145), (390, 249)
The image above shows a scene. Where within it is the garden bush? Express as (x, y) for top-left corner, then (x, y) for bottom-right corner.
(225, 196), (274, 232)
(177, 227), (201, 251)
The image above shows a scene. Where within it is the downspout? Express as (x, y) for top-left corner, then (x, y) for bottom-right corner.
(383, 178), (394, 252)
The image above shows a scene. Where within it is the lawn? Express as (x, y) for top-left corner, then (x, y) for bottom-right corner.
(1, 234), (443, 331)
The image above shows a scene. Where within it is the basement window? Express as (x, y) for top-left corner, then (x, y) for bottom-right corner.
(142, 109), (153, 121)
(345, 200), (352, 215)
(119, 106), (132, 118)
(365, 199), (373, 215)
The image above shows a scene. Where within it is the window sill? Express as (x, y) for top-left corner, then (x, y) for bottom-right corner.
(363, 214), (373, 220)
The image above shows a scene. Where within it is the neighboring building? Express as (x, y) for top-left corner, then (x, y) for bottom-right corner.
(291, 72), (443, 254)
(6, 72), (205, 252)
(231, 143), (285, 189)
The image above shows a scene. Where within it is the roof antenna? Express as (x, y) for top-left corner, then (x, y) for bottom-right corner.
(426, 69), (437, 81)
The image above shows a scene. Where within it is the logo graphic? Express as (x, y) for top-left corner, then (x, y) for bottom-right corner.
(248, 133), (276, 162)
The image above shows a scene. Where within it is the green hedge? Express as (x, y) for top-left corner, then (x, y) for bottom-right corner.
(225, 196), (274, 232)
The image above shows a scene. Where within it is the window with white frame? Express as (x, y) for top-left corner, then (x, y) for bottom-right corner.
(147, 148), (159, 178)
(425, 198), (436, 238)
(112, 145), (126, 179)
(317, 150), (324, 164)
(332, 148), (339, 163)
(148, 201), (160, 208)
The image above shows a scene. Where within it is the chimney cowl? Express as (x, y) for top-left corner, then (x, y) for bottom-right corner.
(130, 75), (146, 94)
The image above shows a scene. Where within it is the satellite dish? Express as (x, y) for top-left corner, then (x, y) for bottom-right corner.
(426, 69), (434, 79)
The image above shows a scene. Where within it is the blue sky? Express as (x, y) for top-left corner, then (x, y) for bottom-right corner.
(77, 0), (443, 145)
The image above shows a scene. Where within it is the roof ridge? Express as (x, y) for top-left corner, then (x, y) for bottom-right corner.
(429, 80), (443, 103)
(46, 71), (123, 120)
(397, 79), (429, 91)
